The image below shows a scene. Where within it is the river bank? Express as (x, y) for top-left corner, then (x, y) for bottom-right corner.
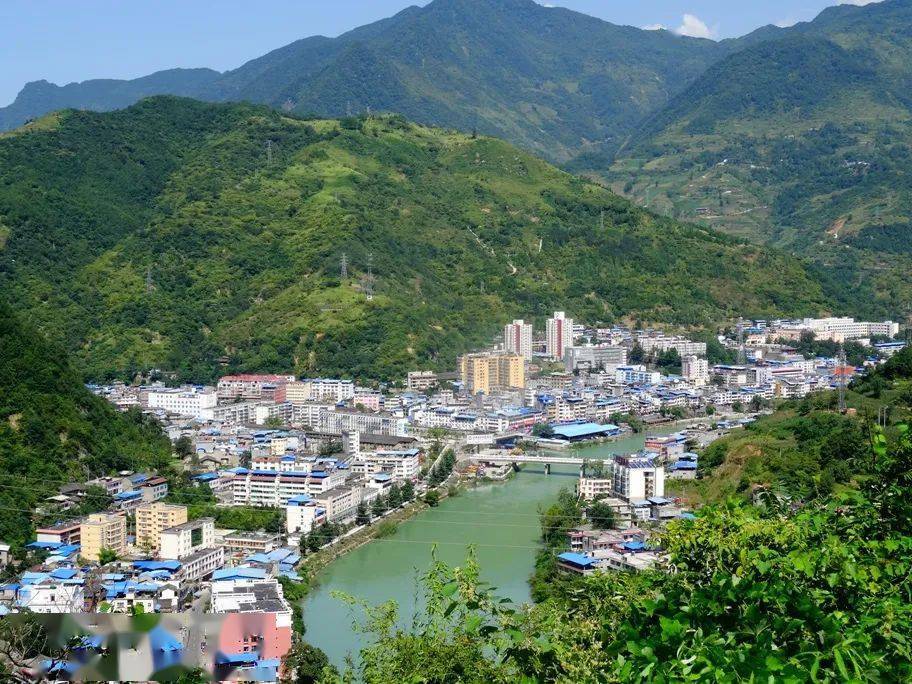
(301, 422), (692, 669)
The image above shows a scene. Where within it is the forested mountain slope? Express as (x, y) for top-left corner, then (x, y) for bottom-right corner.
(0, 0), (725, 162)
(0, 301), (171, 548)
(0, 97), (831, 382)
(594, 0), (912, 321)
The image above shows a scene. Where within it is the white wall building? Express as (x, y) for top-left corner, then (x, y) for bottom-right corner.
(613, 455), (665, 501)
(145, 388), (217, 418)
(352, 449), (421, 480)
(160, 518), (216, 560)
(285, 496), (327, 535)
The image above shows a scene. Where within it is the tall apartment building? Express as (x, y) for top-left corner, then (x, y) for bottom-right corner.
(503, 319), (534, 359)
(613, 455), (665, 501)
(681, 355), (710, 385)
(135, 502), (187, 553)
(459, 353), (525, 395)
(546, 312), (574, 361)
(80, 513), (127, 562)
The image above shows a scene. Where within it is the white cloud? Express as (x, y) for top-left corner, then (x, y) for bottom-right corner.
(674, 14), (715, 39)
(642, 23), (667, 31)
(839, 1), (881, 5)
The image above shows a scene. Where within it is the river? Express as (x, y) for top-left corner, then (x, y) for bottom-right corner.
(302, 427), (681, 669)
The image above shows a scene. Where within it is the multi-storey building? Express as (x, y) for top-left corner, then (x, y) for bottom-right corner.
(799, 317), (899, 340)
(503, 319), (534, 359)
(135, 502), (187, 553)
(145, 387), (217, 418)
(563, 345), (626, 373)
(459, 353), (525, 395)
(217, 374), (295, 401)
(612, 455), (665, 501)
(352, 449), (421, 480)
(312, 483), (364, 521)
(317, 407), (409, 436)
(285, 496), (327, 535)
(577, 476), (615, 502)
(159, 517), (215, 560)
(615, 366), (662, 386)
(681, 355), (709, 384)
(35, 520), (83, 546)
(406, 371), (439, 392)
(281, 378), (355, 403)
(546, 311), (574, 361)
(179, 546), (225, 582)
(230, 469), (348, 507)
(637, 334), (707, 357)
(80, 513), (127, 562)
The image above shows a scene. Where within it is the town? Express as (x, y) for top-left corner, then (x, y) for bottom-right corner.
(0, 312), (903, 679)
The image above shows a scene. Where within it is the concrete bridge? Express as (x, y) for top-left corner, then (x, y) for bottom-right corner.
(467, 451), (586, 474)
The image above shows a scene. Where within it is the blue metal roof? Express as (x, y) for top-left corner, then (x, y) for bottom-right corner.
(557, 552), (599, 568)
(212, 567), (266, 581)
(551, 422), (619, 439)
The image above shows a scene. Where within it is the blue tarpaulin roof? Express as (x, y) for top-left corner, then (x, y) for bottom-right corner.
(212, 567), (266, 581)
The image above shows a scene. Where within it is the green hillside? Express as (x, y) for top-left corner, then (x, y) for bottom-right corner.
(0, 300), (171, 548)
(0, 97), (831, 382)
(0, 0), (725, 162)
(590, 0), (912, 320)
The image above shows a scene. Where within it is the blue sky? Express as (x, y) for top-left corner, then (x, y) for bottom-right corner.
(0, 0), (879, 106)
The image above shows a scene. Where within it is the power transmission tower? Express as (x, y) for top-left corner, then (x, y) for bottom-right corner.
(145, 265), (153, 294)
(600, 210), (605, 231)
(340, 253), (348, 280)
(265, 140), (273, 166)
(736, 317), (746, 365)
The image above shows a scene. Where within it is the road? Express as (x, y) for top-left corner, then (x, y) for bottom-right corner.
(183, 586), (210, 667)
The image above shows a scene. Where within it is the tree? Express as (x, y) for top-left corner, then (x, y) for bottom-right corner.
(282, 642), (336, 684)
(98, 547), (118, 565)
(423, 490), (440, 507)
(532, 423), (555, 438)
(401, 479), (415, 502)
(174, 435), (194, 458)
(629, 341), (645, 363)
(387, 483), (402, 508)
(355, 502), (371, 526)
(264, 415), (285, 429)
(319, 440), (342, 456)
(587, 500), (616, 529)
(372, 495), (388, 517)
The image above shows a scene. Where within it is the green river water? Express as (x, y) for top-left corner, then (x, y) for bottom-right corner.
(302, 427), (680, 668)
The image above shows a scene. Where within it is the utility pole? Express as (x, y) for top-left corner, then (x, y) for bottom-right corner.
(736, 317), (746, 365)
(364, 252), (375, 301)
(837, 343), (847, 413)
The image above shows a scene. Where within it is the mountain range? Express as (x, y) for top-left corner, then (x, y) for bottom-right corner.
(1, 0), (731, 162)
(0, 98), (831, 382)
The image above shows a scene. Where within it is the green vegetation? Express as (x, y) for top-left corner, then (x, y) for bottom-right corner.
(593, 1), (912, 319)
(335, 424), (912, 682)
(0, 0), (726, 163)
(0, 300), (171, 549)
(0, 98), (833, 383)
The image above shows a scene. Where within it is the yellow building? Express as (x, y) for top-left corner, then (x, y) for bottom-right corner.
(136, 502), (188, 553)
(459, 353), (525, 395)
(80, 513), (127, 562)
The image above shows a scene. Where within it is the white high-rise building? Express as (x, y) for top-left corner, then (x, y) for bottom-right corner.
(503, 319), (534, 359)
(546, 311), (574, 361)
